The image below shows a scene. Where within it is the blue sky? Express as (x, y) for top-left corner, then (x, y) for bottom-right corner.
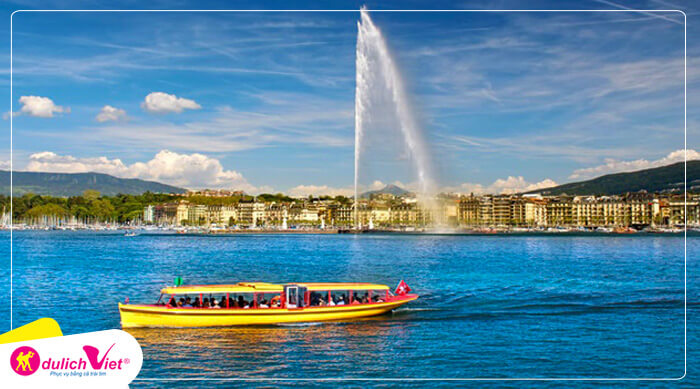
(0, 0), (697, 195)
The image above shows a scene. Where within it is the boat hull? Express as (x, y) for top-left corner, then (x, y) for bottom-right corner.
(118, 295), (417, 328)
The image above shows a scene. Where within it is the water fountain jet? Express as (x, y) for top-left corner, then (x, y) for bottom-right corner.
(354, 7), (439, 228)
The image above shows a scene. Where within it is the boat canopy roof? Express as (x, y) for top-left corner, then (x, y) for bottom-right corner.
(299, 283), (389, 291)
(161, 282), (283, 295)
(161, 282), (390, 295)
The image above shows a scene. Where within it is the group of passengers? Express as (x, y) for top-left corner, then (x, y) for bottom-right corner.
(166, 295), (280, 309)
(308, 292), (384, 307)
(163, 291), (385, 308)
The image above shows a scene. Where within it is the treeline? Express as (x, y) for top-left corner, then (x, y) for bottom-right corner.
(0, 190), (355, 224)
(1, 190), (177, 224)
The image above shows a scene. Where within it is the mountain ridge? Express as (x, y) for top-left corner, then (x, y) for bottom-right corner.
(525, 160), (699, 196)
(0, 170), (187, 197)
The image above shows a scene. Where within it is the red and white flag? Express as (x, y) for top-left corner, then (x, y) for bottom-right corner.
(395, 280), (412, 295)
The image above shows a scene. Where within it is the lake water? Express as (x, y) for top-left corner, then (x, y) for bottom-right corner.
(1, 231), (696, 386)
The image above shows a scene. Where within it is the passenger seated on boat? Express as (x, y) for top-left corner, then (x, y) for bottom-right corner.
(210, 298), (221, 308)
(238, 296), (247, 308)
(270, 295), (281, 308)
(310, 292), (322, 306)
(361, 293), (369, 303)
(177, 298), (185, 307)
(328, 298), (335, 306)
(202, 298), (210, 308)
(259, 299), (269, 308)
(228, 297), (236, 308)
(336, 295), (345, 306)
(374, 295), (384, 303)
(169, 298), (177, 307)
(193, 297), (201, 308)
(183, 297), (193, 307)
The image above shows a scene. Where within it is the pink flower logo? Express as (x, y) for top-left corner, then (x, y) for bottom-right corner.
(10, 346), (40, 376)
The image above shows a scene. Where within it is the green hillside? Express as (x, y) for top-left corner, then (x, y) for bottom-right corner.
(0, 170), (186, 197)
(527, 160), (699, 196)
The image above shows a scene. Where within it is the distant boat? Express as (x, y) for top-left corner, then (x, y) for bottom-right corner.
(124, 231), (137, 237)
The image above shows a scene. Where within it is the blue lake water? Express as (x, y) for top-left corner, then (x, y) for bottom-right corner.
(1, 231), (696, 386)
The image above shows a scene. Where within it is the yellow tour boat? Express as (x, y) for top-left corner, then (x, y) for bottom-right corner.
(118, 280), (418, 328)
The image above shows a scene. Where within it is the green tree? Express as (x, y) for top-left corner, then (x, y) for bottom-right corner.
(83, 189), (100, 202)
(89, 199), (115, 221)
(26, 203), (69, 218)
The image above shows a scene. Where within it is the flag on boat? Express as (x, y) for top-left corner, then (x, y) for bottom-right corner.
(395, 280), (412, 295)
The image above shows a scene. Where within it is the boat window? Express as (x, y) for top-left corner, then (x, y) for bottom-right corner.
(309, 291), (330, 307)
(284, 286), (307, 308)
(255, 293), (279, 308)
(286, 286), (298, 308)
(349, 291), (364, 305)
(330, 291), (346, 306)
(229, 293), (254, 308)
(370, 290), (387, 303)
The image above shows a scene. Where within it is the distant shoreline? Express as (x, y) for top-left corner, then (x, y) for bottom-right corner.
(1, 228), (695, 237)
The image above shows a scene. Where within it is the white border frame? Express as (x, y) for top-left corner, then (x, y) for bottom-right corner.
(8, 8), (687, 382)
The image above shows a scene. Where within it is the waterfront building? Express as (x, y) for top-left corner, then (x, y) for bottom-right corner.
(175, 202), (189, 225)
(238, 202), (267, 226)
(187, 204), (208, 225)
(478, 196), (494, 226)
(138, 190), (700, 229)
(573, 196), (604, 227)
(443, 200), (459, 225)
(458, 195), (481, 226)
(546, 197), (573, 226)
(143, 205), (155, 223)
(208, 205), (238, 226)
(267, 203), (288, 226)
(492, 196), (512, 226)
(524, 198), (548, 227)
(370, 206), (391, 226)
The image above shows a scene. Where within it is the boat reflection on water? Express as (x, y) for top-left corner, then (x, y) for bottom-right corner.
(125, 315), (416, 378)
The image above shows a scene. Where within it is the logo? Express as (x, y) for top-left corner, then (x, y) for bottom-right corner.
(10, 346), (40, 376)
(1, 329), (143, 385)
(83, 343), (117, 370)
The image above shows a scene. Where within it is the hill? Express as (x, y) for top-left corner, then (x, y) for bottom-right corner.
(0, 170), (187, 197)
(526, 160), (700, 196)
(361, 184), (410, 198)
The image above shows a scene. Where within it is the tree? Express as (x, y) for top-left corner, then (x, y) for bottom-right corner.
(26, 204), (69, 218)
(83, 189), (100, 202)
(89, 199), (115, 222)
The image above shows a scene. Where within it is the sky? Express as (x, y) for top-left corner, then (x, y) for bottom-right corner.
(0, 0), (697, 196)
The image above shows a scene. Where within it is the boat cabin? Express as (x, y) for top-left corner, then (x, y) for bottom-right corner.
(154, 282), (395, 310)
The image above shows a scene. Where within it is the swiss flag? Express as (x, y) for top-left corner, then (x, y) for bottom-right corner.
(395, 280), (412, 295)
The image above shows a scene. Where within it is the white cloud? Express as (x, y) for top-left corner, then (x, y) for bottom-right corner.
(14, 96), (68, 118)
(569, 149), (699, 180)
(141, 92), (201, 114)
(0, 160), (10, 170)
(96, 105), (127, 122)
(24, 150), (260, 192)
(445, 176), (557, 195)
